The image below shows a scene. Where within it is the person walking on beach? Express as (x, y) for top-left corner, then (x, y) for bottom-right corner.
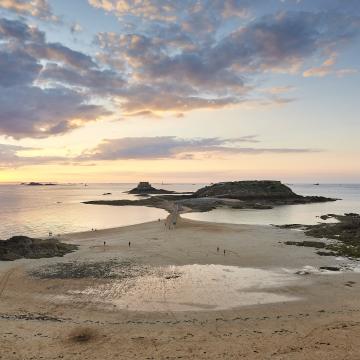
(103, 241), (106, 247)
(217, 247), (219, 252)
(224, 249), (226, 255)
(128, 241), (131, 247)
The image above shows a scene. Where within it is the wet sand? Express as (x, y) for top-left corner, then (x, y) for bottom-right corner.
(1, 217), (360, 359)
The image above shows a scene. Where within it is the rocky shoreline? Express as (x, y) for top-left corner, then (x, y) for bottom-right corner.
(279, 213), (360, 258)
(0, 236), (78, 261)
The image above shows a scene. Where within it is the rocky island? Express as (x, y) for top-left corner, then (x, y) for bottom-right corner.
(128, 181), (176, 194)
(21, 182), (57, 186)
(85, 180), (337, 213)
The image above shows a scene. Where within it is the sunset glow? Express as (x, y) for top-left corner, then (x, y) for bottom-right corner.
(0, 0), (359, 183)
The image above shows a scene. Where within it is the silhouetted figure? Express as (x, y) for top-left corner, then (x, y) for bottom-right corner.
(224, 249), (226, 255)
(104, 241), (106, 246)
(129, 241), (131, 247)
(217, 247), (219, 252)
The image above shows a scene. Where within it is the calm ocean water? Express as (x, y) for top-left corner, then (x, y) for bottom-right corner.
(184, 184), (360, 226)
(0, 183), (359, 238)
(0, 183), (199, 238)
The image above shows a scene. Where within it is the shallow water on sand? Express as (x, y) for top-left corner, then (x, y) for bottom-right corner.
(65, 265), (302, 312)
(0, 183), (179, 238)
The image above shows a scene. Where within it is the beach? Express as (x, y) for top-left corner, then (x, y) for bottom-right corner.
(1, 216), (360, 359)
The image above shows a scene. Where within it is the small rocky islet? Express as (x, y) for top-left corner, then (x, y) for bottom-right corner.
(128, 181), (176, 194)
(21, 182), (57, 186)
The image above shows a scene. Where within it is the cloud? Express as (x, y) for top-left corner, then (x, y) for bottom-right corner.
(123, 110), (162, 118)
(260, 86), (296, 95)
(303, 53), (359, 78)
(79, 136), (319, 160)
(1, 1), (360, 139)
(0, 0), (57, 21)
(70, 23), (83, 34)
(335, 68), (359, 77)
(0, 135), (319, 169)
(94, 6), (360, 114)
(28, 42), (97, 69)
(0, 143), (63, 168)
(0, 17), (44, 42)
(0, 17), (111, 138)
(39, 63), (126, 94)
(88, 0), (252, 25)
(0, 86), (110, 139)
(0, 49), (41, 87)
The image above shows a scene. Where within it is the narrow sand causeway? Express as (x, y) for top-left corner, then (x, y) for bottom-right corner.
(1, 217), (360, 359)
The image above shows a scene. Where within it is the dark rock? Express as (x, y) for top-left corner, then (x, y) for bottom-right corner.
(316, 251), (337, 256)
(24, 182), (57, 186)
(276, 224), (304, 229)
(320, 215), (331, 220)
(128, 182), (175, 194)
(284, 240), (326, 248)
(290, 213), (360, 259)
(344, 213), (360, 217)
(193, 180), (337, 204)
(319, 266), (341, 272)
(0, 236), (78, 261)
(194, 180), (296, 200)
(84, 196), (164, 208)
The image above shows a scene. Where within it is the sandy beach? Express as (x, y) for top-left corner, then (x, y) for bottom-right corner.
(1, 216), (360, 359)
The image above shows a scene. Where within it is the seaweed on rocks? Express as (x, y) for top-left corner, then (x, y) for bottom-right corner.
(282, 213), (360, 259)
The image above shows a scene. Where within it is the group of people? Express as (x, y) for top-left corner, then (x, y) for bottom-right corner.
(164, 205), (179, 230)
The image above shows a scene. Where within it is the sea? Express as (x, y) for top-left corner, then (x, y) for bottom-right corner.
(0, 183), (359, 239)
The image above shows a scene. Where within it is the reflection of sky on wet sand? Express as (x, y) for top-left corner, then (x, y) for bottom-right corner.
(67, 265), (303, 312)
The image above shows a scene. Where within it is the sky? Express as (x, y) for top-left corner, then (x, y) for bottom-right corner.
(0, 0), (359, 183)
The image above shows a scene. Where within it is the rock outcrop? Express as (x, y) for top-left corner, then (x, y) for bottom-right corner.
(23, 182), (57, 186)
(128, 182), (175, 194)
(0, 236), (78, 261)
(281, 213), (360, 258)
(193, 180), (336, 204)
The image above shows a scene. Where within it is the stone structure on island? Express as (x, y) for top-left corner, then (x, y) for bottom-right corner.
(128, 182), (175, 194)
